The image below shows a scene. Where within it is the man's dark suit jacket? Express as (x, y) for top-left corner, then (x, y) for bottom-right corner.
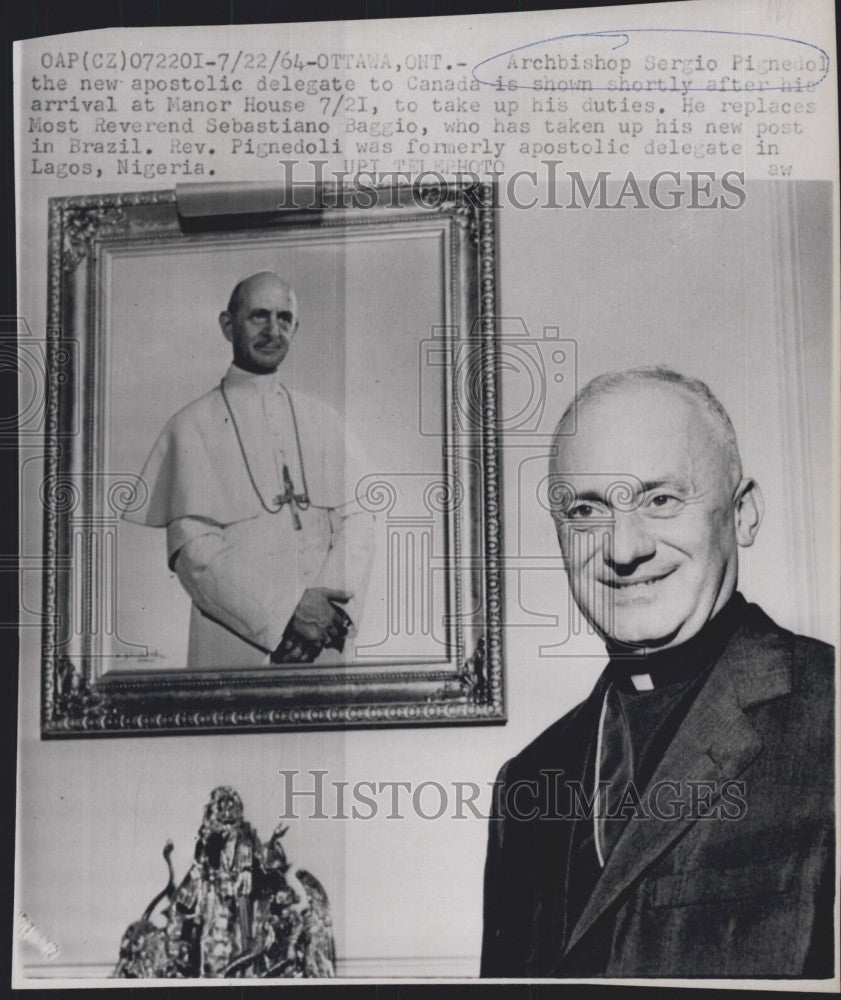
(481, 602), (835, 978)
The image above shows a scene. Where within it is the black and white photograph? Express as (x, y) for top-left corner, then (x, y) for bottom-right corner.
(11, 0), (839, 987)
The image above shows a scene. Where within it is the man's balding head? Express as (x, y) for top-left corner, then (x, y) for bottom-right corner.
(548, 367), (762, 650)
(553, 367), (743, 491)
(226, 272), (298, 319)
(219, 272), (299, 375)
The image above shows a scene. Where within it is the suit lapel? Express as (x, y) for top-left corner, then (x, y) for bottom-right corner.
(563, 615), (792, 959)
(553, 676), (609, 955)
(517, 674), (610, 971)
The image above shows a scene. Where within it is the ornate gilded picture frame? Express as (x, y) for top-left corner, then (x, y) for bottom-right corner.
(41, 181), (503, 735)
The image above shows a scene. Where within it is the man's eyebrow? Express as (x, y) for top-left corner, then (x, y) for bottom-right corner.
(563, 478), (687, 506)
(569, 489), (608, 504)
(639, 478), (688, 493)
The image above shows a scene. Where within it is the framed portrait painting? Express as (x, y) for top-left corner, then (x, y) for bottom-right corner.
(41, 180), (504, 735)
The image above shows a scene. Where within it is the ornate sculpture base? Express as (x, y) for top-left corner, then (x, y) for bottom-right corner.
(114, 787), (335, 979)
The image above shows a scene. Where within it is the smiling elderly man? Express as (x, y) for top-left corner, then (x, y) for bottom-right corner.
(126, 272), (374, 668)
(481, 367), (834, 979)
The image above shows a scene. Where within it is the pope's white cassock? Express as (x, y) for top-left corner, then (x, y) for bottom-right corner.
(124, 364), (375, 668)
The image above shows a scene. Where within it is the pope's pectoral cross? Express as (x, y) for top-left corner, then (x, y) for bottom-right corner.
(275, 464), (309, 530)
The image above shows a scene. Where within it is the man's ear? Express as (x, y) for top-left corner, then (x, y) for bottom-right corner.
(219, 311), (233, 343)
(733, 477), (763, 547)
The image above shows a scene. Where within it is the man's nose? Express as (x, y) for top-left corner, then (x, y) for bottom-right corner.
(604, 511), (656, 570)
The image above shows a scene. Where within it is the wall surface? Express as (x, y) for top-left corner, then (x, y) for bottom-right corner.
(16, 179), (836, 977)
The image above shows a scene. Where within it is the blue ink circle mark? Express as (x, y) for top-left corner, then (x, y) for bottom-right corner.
(473, 28), (830, 94)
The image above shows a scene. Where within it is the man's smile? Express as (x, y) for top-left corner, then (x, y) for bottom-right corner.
(599, 569), (676, 590)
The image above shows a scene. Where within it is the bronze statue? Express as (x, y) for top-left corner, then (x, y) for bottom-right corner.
(114, 787), (335, 979)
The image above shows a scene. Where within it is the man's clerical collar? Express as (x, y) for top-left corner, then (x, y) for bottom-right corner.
(604, 591), (747, 692)
(224, 363), (282, 393)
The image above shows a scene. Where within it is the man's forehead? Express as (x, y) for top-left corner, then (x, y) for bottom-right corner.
(238, 274), (296, 307)
(552, 383), (719, 479)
